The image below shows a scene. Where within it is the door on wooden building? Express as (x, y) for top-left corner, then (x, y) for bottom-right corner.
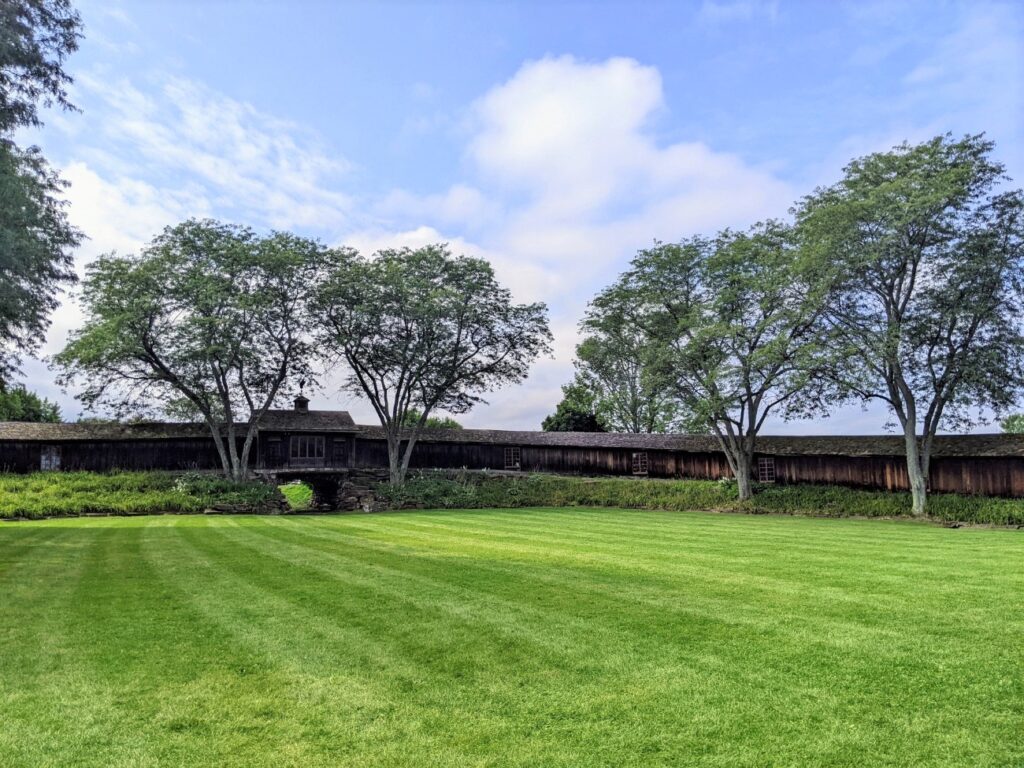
(331, 437), (350, 467)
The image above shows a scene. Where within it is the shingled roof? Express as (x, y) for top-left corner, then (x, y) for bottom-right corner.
(0, 408), (357, 441)
(358, 426), (1024, 458)
(0, 421), (212, 441)
(258, 409), (358, 432)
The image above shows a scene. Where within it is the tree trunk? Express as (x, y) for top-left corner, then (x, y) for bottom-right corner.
(734, 452), (754, 501)
(386, 433), (404, 485)
(713, 427), (755, 502)
(399, 438), (418, 486)
(225, 422), (244, 482)
(903, 429), (928, 517)
(239, 428), (256, 480)
(206, 421), (232, 479)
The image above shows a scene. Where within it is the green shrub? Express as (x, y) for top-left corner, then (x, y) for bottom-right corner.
(0, 471), (279, 519)
(383, 472), (1024, 526)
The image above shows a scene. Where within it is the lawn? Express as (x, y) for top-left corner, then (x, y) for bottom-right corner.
(1, 509), (1021, 767)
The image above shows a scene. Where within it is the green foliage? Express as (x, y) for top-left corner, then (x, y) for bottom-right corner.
(541, 381), (605, 431)
(0, 471), (278, 519)
(401, 408), (463, 430)
(378, 472), (1024, 525)
(601, 222), (826, 498)
(1001, 413), (1024, 433)
(0, 140), (81, 384)
(575, 286), (685, 432)
(314, 243), (551, 483)
(0, 0), (82, 132)
(0, 0), (82, 385)
(0, 383), (60, 421)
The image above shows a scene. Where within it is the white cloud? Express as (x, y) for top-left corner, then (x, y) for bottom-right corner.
(469, 56), (663, 213)
(375, 184), (498, 229)
(73, 72), (355, 233)
(461, 56), (792, 285)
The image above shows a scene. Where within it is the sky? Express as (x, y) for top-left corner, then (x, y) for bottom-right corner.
(18, 0), (1024, 433)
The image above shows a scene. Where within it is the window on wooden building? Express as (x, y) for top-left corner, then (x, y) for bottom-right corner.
(632, 451), (649, 475)
(757, 456), (776, 483)
(40, 445), (61, 471)
(504, 446), (521, 470)
(290, 436), (325, 461)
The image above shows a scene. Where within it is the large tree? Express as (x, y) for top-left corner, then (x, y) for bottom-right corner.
(797, 134), (1024, 516)
(0, 0), (81, 133)
(55, 220), (343, 480)
(607, 223), (826, 500)
(1001, 414), (1024, 434)
(0, 383), (60, 422)
(574, 287), (685, 433)
(0, 142), (80, 383)
(315, 244), (551, 484)
(401, 409), (463, 430)
(541, 380), (606, 432)
(0, 0), (82, 385)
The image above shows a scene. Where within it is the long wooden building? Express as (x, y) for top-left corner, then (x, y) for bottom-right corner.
(2, 396), (1023, 497)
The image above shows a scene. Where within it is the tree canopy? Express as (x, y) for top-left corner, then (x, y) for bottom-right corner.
(573, 284), (686, 433)
(604, 223), (826, 499)
(0, 383), (60, 422)
(401, 409), (463, 430)
(314, 244), (551, 484)
(0, 0), (81, 133)
(1001, 414), (1024, 434)
(796, 133), (1024, 515)
(55, 219), (344, 479)
(541, 381), (606, 432)
(0, 0), (82, 385)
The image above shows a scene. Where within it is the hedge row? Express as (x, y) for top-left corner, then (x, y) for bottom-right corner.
(4, 470), (1022, 525)
(376, 472), (1024, 526)
(0, 471), (282, 519)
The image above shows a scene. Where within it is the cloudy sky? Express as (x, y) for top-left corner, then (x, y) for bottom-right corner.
(20, 0), (1024, 432)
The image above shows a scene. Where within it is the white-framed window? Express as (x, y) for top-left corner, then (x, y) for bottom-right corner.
(504, 446), (521, 470)
(40, 445), (61, 471)
(632, 451), (649, 475)
(757, 456), (776, 483)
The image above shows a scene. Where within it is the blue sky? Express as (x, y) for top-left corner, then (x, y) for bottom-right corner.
(22, 0), (1024, 432)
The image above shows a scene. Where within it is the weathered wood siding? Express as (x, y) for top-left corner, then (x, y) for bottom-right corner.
(0, 439), (223, 473)
(354, 438), (731, 480)
(4, 432), (1023, 497)
(929, 456), (1024, 497)
(770, 454), (910, 491)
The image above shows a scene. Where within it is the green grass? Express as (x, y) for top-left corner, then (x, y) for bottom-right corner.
(1, 510), (1020, 767)
(0, 471), (280, 518)
(279, 481), (313, 510)
(382, 472), (1024, 525)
